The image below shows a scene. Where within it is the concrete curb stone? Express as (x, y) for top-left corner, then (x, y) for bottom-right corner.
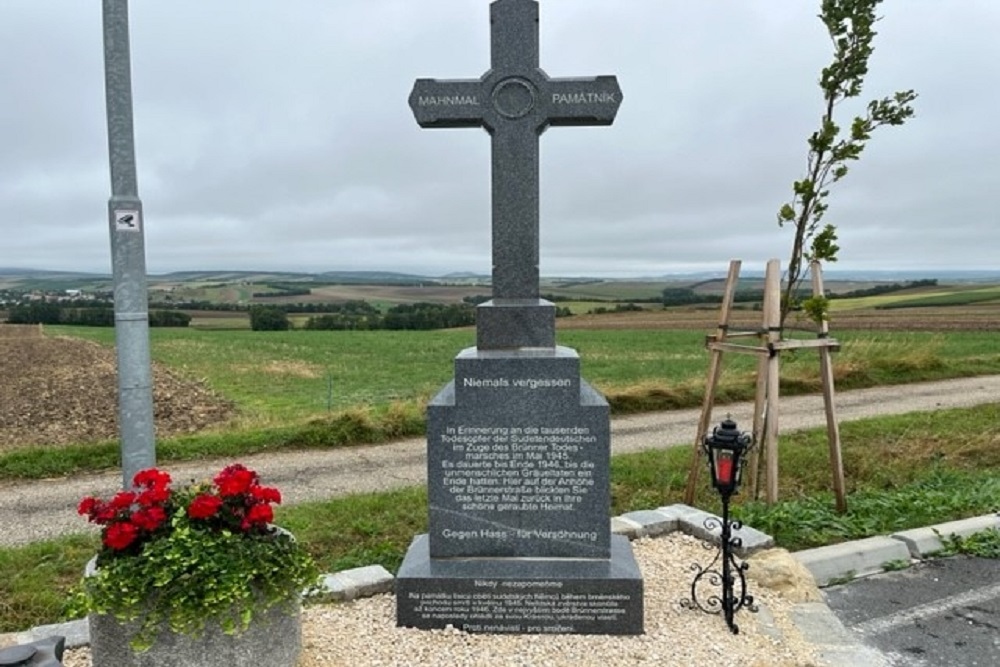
(794, 536), (911, 587)
(610, 515), (643, 538)
(319, 564), (394, 601)
(890, 514), (1000, 558)
(793, 513), (1000, 588)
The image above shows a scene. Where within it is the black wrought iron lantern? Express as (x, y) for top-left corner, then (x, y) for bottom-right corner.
(682, 417), (757, 634)
(704, 418), (753, 497)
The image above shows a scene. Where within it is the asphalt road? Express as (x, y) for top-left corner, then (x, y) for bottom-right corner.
(825, 556), (1000, 666)
(1, 374), (999, 548)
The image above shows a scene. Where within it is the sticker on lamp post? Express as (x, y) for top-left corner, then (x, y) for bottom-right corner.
(114, 209), (141, 232)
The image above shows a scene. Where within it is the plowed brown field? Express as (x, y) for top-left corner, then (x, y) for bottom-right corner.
(0, 325), (234, 450)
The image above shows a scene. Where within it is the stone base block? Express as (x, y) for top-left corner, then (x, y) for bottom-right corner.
(476, 299), (556, 350)
(396, 534), (643, 635)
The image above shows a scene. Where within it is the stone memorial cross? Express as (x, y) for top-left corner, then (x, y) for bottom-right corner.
(409, 0), (622, 304)
(397, 0), (642, 635)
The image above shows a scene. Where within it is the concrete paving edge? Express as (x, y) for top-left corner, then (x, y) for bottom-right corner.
(788, 602), (891, 667)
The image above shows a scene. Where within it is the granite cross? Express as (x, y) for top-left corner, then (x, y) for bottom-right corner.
(408, 0), (622, 301)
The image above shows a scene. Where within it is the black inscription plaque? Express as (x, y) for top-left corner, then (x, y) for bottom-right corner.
(428, 348), (610, 558)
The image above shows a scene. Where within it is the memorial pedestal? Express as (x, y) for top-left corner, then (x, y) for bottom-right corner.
(396, 346), (644, 635)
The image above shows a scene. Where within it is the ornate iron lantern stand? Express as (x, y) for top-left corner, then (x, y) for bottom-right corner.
(683, 417), (757, 634)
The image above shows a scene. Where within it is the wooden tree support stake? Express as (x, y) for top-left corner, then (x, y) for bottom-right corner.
(683, 259), (848, 512)
(762, 259), (782, 504)
(683, 260), (741, 503)
(811, 260), (847, 513)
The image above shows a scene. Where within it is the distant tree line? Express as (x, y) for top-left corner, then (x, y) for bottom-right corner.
(661, 288), (771, 307)
(247, 301), (478, 332)
(5, 302), (190, 327)
(154, 300), (387, 314)
(588, 303), (645, 315)
(249, 306), (290, 331)
(298, 301), (380, 330)
(304, 302), (475, 331)
(827, 279), (937, 299)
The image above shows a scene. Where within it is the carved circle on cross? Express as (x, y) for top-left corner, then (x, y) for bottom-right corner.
(491, 76), (537, 119)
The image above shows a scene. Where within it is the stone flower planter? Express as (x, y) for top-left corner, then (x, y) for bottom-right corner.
(75, 466), (314, 667)
(87, 601), (301, 667)
(84, 557), (303, 667)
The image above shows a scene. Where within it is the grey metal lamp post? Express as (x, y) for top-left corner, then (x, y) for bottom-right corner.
(102, 0), (156, 487)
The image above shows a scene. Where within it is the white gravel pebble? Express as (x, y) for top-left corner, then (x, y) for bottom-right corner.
(62, 533), (821, 667)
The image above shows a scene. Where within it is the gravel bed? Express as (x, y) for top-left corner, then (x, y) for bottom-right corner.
(61, 533), (819, 667)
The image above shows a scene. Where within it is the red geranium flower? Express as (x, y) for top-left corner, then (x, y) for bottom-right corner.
(246, 503), (273, 526)
(250, 485), (282, 504)
(214, 465), (257, 497)
(187, 493), (223, 520)
(137, 485), (171, 506)
(131, 507), (167, 532)
(78, 497), (100, 517)
(133, 468), (172, 489)
(95, 505), (118, 524)
(108, 491), (137, 511)
(80, 463), (289, 557)
(104, 522), (139, 550)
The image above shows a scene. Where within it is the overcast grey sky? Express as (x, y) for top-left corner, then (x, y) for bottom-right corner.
(2, 1), (998, 277)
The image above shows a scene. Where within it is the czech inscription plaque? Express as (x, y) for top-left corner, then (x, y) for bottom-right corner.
(397, 535), (642, 635)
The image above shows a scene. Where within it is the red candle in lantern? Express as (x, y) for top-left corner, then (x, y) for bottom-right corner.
(715, 453), (734, 485)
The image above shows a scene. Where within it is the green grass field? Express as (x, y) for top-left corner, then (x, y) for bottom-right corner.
(51, 326), (1000, 425)
(875, 286), (1000, 309)
(829, 285), (1000, 310)
(542, 281), (667, 301)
